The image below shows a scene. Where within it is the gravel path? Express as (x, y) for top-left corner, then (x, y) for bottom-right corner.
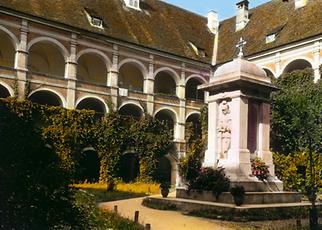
(99, 196), (236, 230)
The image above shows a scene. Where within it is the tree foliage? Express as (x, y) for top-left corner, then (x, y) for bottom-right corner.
(271, 69), (322, 155)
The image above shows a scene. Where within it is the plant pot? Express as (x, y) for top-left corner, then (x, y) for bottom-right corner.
(161, 188), (169, 198)
(233, 195), (244, 206)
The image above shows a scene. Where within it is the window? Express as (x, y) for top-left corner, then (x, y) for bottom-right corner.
(84, 8), (104, 29)
(125, 0), (140, 10)
(266, 33), (276, 43)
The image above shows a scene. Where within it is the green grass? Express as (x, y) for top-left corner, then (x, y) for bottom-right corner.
(73, 182), (160, 202)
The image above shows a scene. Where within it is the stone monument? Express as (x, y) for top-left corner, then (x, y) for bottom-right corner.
(199, 38), (283, 191)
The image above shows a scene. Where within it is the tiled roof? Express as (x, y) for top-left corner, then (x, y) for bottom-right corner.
(0, 0), (322, 65)
(217, 0), (322, 64)
(0, 0), (214, 63)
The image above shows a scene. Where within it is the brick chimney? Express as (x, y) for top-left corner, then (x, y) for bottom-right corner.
(236, 0), (249, 31)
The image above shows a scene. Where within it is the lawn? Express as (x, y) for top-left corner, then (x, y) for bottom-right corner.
(73, 182), (160, 202)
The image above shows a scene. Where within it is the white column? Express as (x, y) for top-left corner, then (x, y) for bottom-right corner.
(227, 95), (251, 181)
(65, 33), (77, 109)
(313, 41), (321, 83)
(203, 98), (218, 167)
(175, 63), (186, 141)
(15, 19), (28, 99)
(144, 54), (154, 115)
(257, 102), (275, 176)
(275, 52), (282, 77)
(107, 44), (119, 109)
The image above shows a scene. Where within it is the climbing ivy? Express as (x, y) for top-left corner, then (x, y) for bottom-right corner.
(0, 98), (173, 183)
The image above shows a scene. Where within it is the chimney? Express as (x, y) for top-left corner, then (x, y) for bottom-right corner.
(207, 10), (219, 34)
(295, 0), (308, 9)
(236, 0), (249, 31)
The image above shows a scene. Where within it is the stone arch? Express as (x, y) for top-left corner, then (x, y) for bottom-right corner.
(156, 155), (173, 183)
(0, 27), (17, 68)
(262, 67), (275, 79)
(77, 147), (100, 183)
(154, 67), (179, 97)
(77, 49), (110, 85)
(185, 75), (206, 101)
(154, 107), (178, 133)
(0, 25), (18, 49)
(0, 82), (14, 98)
(186, 112), (202, 141)
(28, 88), (66, 107)
(76, 96), (108, 118)
(119, 152), (140, 182)
(119, 102), (144, 118)
(27, 37), (67, 78)
(282, 58), (313, 74)
(118, 59), (146, 92)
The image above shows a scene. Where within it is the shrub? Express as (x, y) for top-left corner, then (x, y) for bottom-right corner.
(189, 167), (230, 199)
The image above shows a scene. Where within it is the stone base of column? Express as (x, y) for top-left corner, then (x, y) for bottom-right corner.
(230, 178), (283, 192)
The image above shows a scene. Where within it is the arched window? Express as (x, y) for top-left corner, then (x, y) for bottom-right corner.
(29, 90), (63, 107)
(186, 113), (201, 142)
(0, 30), (15, 69)
(28, 42), (65, 78)
(0, 84), (11, 98)
(119, 63), (144, 92)
(186, 78), (204, 101)
(76, 97), (106, 118)
(119, 103), (143, 119)
(154, 71), (177, 97)
(263, 69), (274, 79)
(77, 53), (107, 85)
(283, 59), (312, 74)
(154, 109), (176, 135)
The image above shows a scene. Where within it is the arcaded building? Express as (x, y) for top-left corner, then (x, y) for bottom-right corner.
(0, 0), (321, 184)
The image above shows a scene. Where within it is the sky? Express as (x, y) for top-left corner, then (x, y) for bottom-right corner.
(163, 0), (270, 20)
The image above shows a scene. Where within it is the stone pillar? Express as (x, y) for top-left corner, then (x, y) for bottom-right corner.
(257, 102), (275, 176)
(275, 52), (282, 77)
(313, 41), (321, 83)
(175, 63), (186, 141)
(226, 94), (252, 181)
(144, 54), (154, 115)
(107, 44), (119, 110)
(203, 99), (218, 167)
(15, 19), (28, 99)
(65, 33), (77, 109)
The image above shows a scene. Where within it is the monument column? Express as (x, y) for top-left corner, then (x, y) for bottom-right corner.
(257, 102), (275, 176)
(226, 94), (252, 181)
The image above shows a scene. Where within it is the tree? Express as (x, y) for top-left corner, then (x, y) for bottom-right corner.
(271, 69), (322, 229)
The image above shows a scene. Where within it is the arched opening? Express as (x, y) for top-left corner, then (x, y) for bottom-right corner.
(29, 90), (62, 107)
(283, 59), (312, 74)
(186, 78), (204, 101)
(28, 41), (65, 78)
(119, 153), (140, 183)
(119, 62), (144, 92)
(154, 71), (177, 97)
(77, 149), (100, 183)
(154, 109), (176, 134)
(76, 98), (106, 118)
(186, 113), (201, 142)
(77, 53), (107, 85)
(155, 156), (172, 183)
(0, 31), (15, 69)
(0, 85), (11, 98)
(119, 103), (143, 119)
(263, 68), (274, 79)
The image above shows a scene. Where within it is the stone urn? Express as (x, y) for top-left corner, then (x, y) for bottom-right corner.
(160, 182), (170, 198)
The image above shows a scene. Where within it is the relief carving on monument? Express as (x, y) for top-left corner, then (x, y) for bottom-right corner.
(217, 100), (231, 160)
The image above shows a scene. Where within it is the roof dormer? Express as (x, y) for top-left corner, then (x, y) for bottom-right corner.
(124, 0), (141, 10)
(84, 8), (104, 29)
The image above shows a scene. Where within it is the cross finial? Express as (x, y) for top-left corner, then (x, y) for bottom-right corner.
(236, 37), (247, 58)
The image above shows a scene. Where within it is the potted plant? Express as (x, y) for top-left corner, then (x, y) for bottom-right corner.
(251, 157), (269, 181)
(160, 181), (171, 198)
(230, 185), (245, 206)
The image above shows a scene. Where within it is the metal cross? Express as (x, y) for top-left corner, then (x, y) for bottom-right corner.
(236, 37), (247, 58)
